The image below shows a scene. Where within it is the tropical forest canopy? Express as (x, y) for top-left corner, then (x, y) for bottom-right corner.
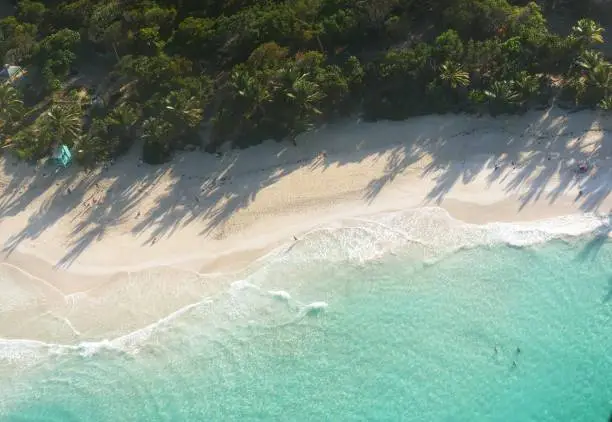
(0, 0), (610, 164)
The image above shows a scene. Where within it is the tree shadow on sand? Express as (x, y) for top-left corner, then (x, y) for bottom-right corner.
(2, 107), (612, 270)
(418, 108), (612, 212)
(363, 145), (426, 203)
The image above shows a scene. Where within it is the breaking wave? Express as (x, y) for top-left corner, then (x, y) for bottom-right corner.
(0, 207), (609, 363)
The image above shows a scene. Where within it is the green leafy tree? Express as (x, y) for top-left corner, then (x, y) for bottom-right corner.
(357, 0), (398, 33)
(47, 0), (92, 31)
(11, 126), (48, 160)
(442, 0), (514, 40)
(30, 29), (81, 92)
(125, 5), (177, 35)
(0, 0), (609, 163)
(319, 6), (360, 48)
(118, 54), (194, 97)
(168, 17), (216, 60)
(132, 26), (166, 55)
(0, 16), (37, 63)
(247, 42), (289, 70)
(88, 0), (123, 58)
(507, 2), (548, 47)
(363, 44), (433, 119)
(433, 30), (465, 64)
(463, 38), (503, 77)
(16, 0), (46, 25)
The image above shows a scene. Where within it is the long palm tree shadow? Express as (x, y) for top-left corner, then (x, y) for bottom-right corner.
(516, 163), (559, 210)
(546, 161), (579, 204)
(0, 163), (98, 256)
(55, 225), (106, 269)
(54, 184), (142, 268)
(363, 145), (423, 203)
(198, 171), (287, 238)
(577, 167), (612, 212)
(424, 163), (462, 204)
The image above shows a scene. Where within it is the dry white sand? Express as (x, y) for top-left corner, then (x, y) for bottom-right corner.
(1, 107), (612, 343)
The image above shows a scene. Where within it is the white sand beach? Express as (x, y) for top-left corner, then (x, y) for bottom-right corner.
(2, 107), (612, 342)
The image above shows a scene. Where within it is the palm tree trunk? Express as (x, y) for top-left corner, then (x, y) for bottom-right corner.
(112, 43), (120, 63)
(316, 34), (325, 54)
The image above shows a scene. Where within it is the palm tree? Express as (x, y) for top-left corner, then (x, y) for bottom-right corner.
(439, 61), (470, 89)
(141, 116), (174, 164)
(513, 72), (540, 104)
(101, 103), (140, 155)
(570, 18), (605, 47)
(164, 90), (203, 129)
(598, 96), (612, 111)
(277, 67), (325, 143)
(590, 63), (612, 96)
(142, 116), (173, 142)
(0, 84), (24, 127)
(109, 103), (139, 129)
(565, 74), (589, 104)
(229, 70), (271, 118)
(575, 50), (605, 74)
(284, 72), (324, 115)
(484, 81), (520, 113)
(485, 81), (519, 104)
(42, 104), (83, 146)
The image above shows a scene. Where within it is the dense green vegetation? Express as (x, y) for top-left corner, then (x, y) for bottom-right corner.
(0, 0), (610, 165)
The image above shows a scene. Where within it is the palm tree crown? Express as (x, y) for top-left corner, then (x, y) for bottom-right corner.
(42, 104), (83, 146)
(439, 61), (470, 89)
(0, 84), (24, 126)
(575, 50), (605, 73)
(484, 81), (520, 104)
(570, 19), (605, 46)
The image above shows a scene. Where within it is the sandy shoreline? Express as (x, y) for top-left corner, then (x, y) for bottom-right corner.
(1, 107), (612, 342)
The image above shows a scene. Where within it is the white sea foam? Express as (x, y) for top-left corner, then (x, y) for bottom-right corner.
(301, 301), (328, 316)
(0, 207), (609, 361)
(274, 207), (610, 266)
(269, 290), (292, 301)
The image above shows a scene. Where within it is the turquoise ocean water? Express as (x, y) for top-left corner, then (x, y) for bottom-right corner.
(0, 208), (610, 421)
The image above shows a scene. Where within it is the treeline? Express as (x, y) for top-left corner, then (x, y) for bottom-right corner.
(0, 0), (610, 165)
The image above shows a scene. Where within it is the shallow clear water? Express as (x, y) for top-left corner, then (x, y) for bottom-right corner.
(0, 210), (611, 421)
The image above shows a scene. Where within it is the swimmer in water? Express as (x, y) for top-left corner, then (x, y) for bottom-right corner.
(516, 347), (521, 354)
(511, 360), (517, 369)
